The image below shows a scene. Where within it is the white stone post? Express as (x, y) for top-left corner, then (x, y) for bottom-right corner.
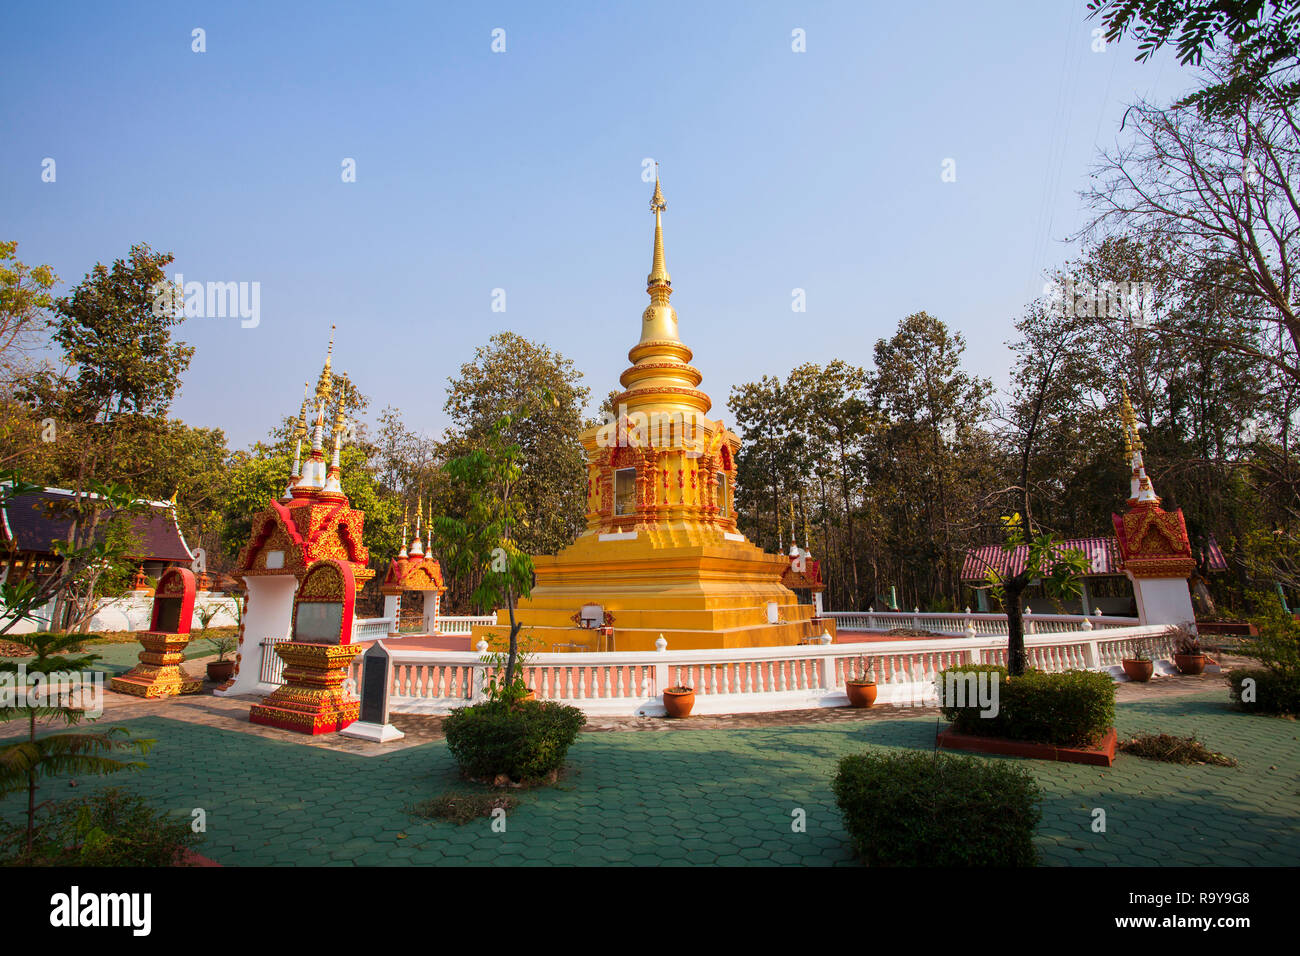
(382, 593), (400, 636)
(424, 592), (440, 635)
(654, 635), (669, 697)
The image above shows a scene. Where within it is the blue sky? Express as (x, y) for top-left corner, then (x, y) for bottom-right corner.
(0, 1), (1195, 449)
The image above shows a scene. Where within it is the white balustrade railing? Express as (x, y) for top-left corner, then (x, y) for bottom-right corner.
(345, 624), (1172, 717)
(351, 617), (395, 643)
(825, 609), (1139, 636)
(435, 615), (497, 635)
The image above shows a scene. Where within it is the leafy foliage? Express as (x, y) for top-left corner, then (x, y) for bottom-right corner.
(1087, 0), (1300, 114)
(832, 750), (1042, 866)
(0, 787), (202, 866)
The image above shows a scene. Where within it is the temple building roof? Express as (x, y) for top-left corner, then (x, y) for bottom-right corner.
(961, 534), (1227, 582)
(0, 486), (193, 563)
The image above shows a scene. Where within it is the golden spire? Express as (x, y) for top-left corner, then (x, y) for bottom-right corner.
(636, 167), (682, 347)
(648, 168), (670, 290)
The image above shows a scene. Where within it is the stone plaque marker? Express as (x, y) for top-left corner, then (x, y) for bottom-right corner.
(342, 640), (404, 742)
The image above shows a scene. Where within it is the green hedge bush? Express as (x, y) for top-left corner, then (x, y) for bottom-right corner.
(1228, 667), (1300, 716)
(937, 665), (1115, 746)
(832, 750), (1042, 866)
(443, 699), (586, 783)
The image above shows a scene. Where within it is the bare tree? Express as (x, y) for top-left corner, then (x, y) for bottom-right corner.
(1080, 55), (1300, 382)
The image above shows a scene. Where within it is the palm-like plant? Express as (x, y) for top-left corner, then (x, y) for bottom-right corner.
(0, 631), (152, 858)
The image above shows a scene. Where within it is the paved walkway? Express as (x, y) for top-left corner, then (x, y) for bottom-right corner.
(1, 671), (1295, 866)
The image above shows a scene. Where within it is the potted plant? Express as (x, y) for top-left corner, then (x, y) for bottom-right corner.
(205, 634), (238, 682)
(1121, 642), (1154, 682)
(845, 656), (878, 708)
(1170, 624), (1207, 675)
(663, 668), (695, 718)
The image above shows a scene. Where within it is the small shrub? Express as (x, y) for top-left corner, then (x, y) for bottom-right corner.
(443, 699), (586, 783)
(832, 750), (1042, 866)
(1228, 667), (1300, 716)
(938, 665), (1115, 746)
(0, 788), (202, 866)
(409, 792), (518, 825)
(1118, 733), (1236, 767)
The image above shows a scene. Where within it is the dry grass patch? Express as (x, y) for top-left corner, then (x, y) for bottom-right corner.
(1119, 732), (1237, 767)
(408, 792), (519, 825)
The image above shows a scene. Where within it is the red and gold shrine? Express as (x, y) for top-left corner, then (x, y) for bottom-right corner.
(378, 509), (446, 635)
(109, 567), (203, 698)
(216, 333), (374, 698)
(249, 558), (362, 734)
(1111, 386), (1197, 626)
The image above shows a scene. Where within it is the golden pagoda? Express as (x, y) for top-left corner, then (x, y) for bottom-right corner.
(474, 174), (832, 651)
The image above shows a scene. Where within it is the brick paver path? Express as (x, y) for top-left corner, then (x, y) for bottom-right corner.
(2, 682), (1295, 866)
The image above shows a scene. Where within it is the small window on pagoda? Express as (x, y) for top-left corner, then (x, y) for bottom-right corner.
(717, 472), (729, 517)
(615, 467), (636, 516)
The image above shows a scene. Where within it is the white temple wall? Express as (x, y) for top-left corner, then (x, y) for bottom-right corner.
(215, 575), (298, 697)
(1128, 573), (1197, 630)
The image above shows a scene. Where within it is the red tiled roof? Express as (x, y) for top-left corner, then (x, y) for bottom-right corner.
(961, 534), (1226, 581)
(1, 488), (193, 563)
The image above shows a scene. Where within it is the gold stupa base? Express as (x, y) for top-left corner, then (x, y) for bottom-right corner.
(248, 642), (362, 735)
(109, 631), (203, 698)
(473, 529), (835, 652)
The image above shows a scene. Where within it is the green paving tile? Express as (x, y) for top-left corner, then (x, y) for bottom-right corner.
(2, 690), (1297, 866)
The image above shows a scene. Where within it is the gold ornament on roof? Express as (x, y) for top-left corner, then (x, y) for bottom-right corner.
(332, 381), (348, 436)
(315, 325), (336, 405)
(295, 381), (310, 440)
(1119, 383), (1144, 457)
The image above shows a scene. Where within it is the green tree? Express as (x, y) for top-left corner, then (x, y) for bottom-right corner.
(434, 393), (550, 692)
(871, 312), (993, 607)
(981, 515), (1090, 676)
(14, 243), (193, 628)
(442, 332), (589, 556)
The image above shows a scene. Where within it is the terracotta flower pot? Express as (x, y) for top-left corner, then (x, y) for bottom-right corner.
(1173, 653), (1206, 676)
(206, 659), (235, 682)
(1122, 658), (1154, 682)
(845, 680), (878, 708)
(520, 689), (536, 702)
(663, 687), (695, 718)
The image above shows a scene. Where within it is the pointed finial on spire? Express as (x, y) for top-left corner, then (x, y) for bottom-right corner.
(647, 166), (671, 290)
(315, 325), (336, 406)
(1119, 382), (1158, 503)
(411, 497), (424, 557)
(1119, 383), (1144, 455)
